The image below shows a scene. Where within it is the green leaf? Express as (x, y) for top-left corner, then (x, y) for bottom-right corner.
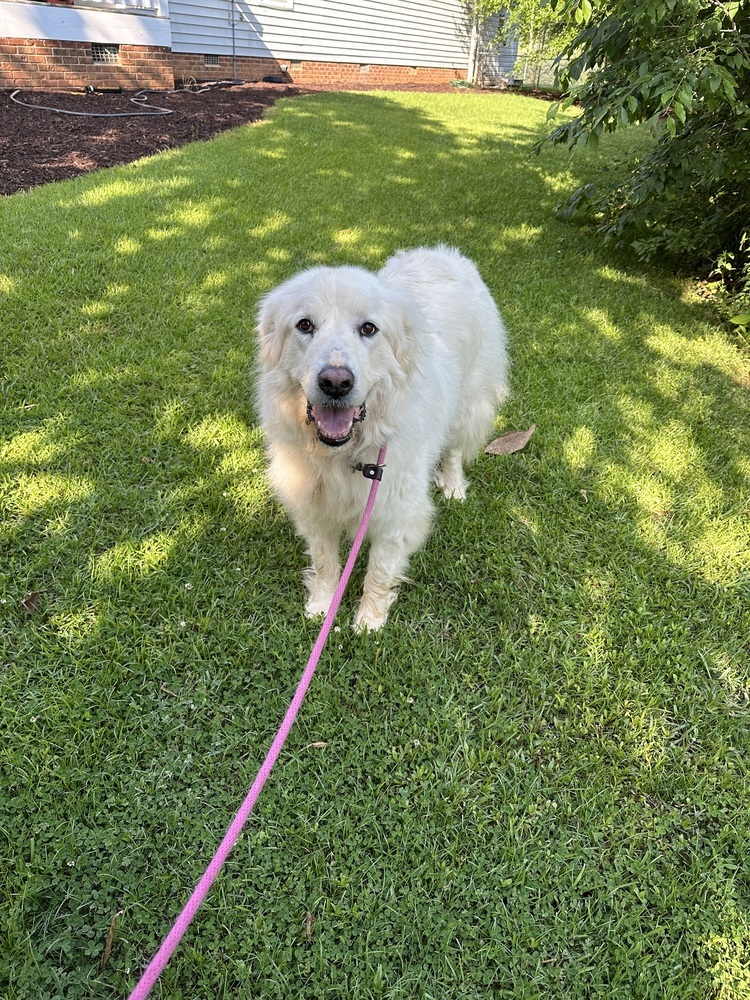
(540, 0), (749, 279)
(729, 314), (750, 325)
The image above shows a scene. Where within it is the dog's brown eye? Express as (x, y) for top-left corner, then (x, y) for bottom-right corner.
(360, 322), (378, 338)
(296, 318), (314, 334)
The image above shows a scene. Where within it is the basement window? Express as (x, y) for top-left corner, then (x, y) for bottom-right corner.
(92, 43), (120, 63)
(204, 54), (220, 66)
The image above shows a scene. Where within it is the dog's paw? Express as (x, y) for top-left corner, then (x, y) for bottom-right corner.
(353, 609), (387, 632)
(305, 597), (332, 618)
(304, 574), (339, 618)
(353, 594), (393, 632)
(434, 467), (468, 501)
(443, 482), (468, 501)
(435, 476), (468, 501)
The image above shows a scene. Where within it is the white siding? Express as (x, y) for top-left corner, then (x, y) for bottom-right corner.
(169, 0), (471, 68)
(476, 12), (516, 84)
(1, 0), (172, 45)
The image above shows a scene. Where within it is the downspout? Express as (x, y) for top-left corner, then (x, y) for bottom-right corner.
(467, 14), (480, 85)
(230, 0), (237, 80)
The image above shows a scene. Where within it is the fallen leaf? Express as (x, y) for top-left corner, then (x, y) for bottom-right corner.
(484, 424), (536, 456)
(20, 590), (45, 614)
(305, 911), (317, 942)
(101, 909), (125, 969)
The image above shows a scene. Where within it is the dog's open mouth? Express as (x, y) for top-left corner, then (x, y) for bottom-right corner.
(306, 401), (366, 447)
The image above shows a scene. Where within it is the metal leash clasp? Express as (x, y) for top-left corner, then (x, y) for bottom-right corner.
(352, 461), (384, 481)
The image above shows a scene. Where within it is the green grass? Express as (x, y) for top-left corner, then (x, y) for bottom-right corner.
(1, 90), (749, 999)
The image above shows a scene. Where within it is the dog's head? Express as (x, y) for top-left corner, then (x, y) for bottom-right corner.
(256, 264), (417, 447)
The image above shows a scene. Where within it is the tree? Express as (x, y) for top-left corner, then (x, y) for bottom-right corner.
(540, 0), (750, 294)
(505, 0), (578, 86)
(468, 0), (577, 86)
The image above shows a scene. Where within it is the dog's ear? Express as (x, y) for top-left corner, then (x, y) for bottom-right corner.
(255, 287), (287, 370)
(381, 286), (419, 376)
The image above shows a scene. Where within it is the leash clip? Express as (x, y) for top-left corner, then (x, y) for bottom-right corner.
(354, 461), (384, 481)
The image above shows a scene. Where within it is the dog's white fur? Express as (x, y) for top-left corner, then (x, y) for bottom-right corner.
(256, 246), (509, 630)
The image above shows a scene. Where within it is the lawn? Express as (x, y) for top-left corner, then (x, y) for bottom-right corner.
(1, 90), (749, 999)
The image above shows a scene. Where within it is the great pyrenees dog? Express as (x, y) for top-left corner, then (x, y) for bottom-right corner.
(256, 246), (509, 630)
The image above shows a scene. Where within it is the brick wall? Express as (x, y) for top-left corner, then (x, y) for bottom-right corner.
(1, 41), (466, 92)
(0, 39), (173, 91)
(172, 53), (466, 88)
(171, 52), (283, 87)
(287, 61), (465, 86)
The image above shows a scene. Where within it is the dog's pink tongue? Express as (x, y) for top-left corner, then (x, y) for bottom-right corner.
(312, 405), (356, 441)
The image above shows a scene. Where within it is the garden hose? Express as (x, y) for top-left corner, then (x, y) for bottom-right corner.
(9, 88), (172, 117)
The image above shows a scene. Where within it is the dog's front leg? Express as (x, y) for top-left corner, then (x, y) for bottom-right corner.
(303, 527), (341, 618)
(354, 563), (399, 631)
(354, 505), (432, 631)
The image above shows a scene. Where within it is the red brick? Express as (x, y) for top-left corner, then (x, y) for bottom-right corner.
(1, 41), (466, 92)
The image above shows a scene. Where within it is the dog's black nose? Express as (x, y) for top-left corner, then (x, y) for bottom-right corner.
(318, 366), (355, 399)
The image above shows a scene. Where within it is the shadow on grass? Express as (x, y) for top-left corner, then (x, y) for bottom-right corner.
(1, 91), (749, 999)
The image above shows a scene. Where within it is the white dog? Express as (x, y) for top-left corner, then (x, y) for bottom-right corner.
(256, 246), (509, 630)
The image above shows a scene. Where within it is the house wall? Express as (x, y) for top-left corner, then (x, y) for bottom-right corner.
(0, 0), (173, 89)
(171, 52), (465, 87)
(0, 38), (173, 89)
(0, 0), (473, 91)
(169, 0), (471, 77)
(474, 12), (517, 85)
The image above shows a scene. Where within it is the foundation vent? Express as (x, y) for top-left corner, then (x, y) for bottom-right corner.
(92, 43), (120, 64)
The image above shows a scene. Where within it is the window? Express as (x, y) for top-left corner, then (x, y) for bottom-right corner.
(92, 43), (120, 63)
(204, 54), (220, 66)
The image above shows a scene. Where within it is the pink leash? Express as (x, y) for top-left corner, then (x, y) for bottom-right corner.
(128, 445), (387, 1000)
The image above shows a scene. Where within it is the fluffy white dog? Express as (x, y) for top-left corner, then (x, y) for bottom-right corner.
(256, 246), (509, 630)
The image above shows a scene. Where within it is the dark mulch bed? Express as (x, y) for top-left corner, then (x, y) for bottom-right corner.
(0, 80), (543, 196)
(0, 82), (310, 195)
